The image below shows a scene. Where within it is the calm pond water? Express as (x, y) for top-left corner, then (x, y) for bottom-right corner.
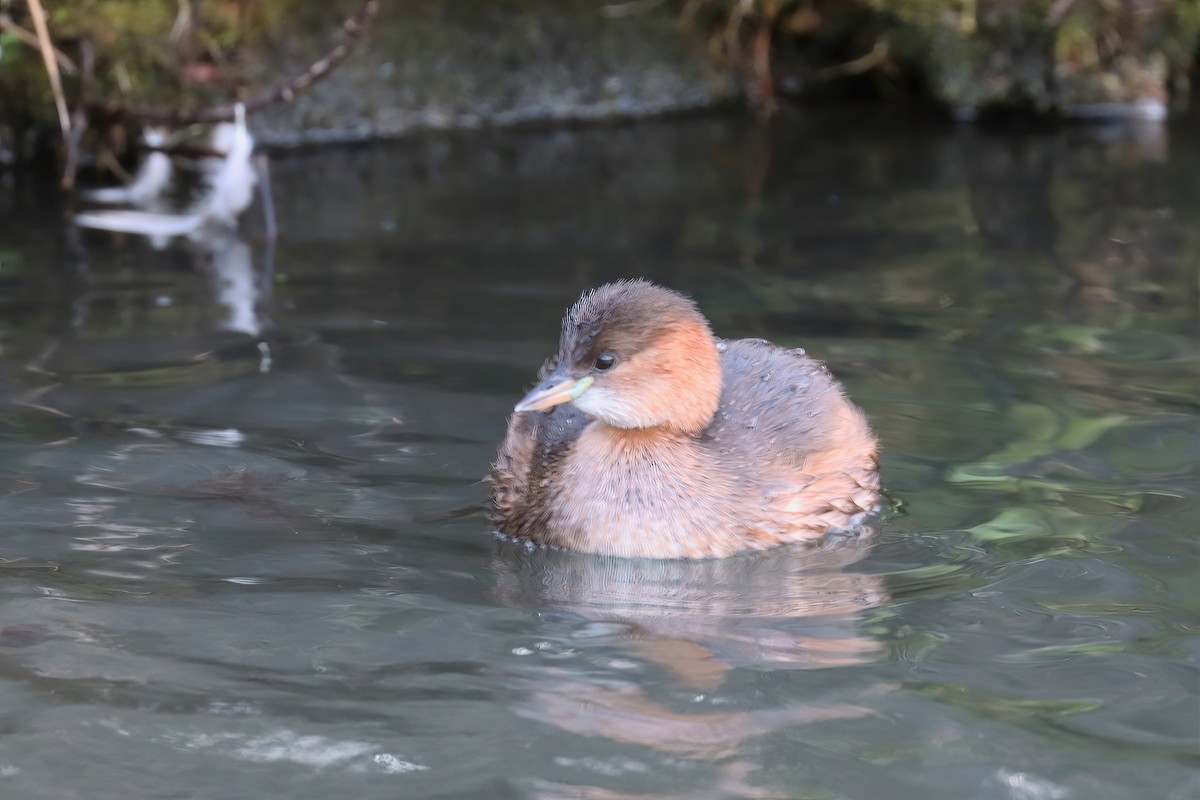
(0, 112), (1197, 800)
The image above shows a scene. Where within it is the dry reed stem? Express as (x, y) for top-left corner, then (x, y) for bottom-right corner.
(26, 0), (71, 137)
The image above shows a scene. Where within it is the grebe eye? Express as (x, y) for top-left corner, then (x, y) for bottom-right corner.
(594, 353), (616, 371)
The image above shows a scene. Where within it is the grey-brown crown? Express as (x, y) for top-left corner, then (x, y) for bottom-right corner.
(557, 280), (710, 368)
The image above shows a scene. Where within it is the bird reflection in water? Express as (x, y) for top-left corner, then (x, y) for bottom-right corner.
(491, 534), (891, 799)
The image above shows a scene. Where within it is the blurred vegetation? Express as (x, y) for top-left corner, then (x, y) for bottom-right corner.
(0, 0), (366, 171)
(683, 0), (1200, 113)
(0, 0), (286, 119)
(0, 0), (1199, 169)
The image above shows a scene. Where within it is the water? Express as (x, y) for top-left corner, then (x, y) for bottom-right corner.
(0, 111), (1197, 799)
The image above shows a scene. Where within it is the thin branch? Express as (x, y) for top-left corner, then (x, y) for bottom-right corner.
(96, 149), (135, 184)
(724, 0), (757, 63)
(26, 0), (71, 137)
(812, 38), (889, 82)
(0, 13), (77, 74)
(93, 0), (380, 126)
(750, 3), (779, 117)
(169, 0), (193, 44)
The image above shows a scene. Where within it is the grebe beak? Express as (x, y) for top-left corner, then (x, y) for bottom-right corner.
(514, 367), (594, 412)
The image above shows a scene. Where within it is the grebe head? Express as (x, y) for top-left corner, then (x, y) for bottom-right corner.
(514, 280), (722, 434)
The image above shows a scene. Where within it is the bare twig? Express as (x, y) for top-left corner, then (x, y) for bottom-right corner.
(724, 0), (756, 62)
(750, 3), (778, 117)
(96, 149), (135, 184)
(93, 0), (380, 126)
(812, 39), (889, 82)
(26, 0), (71, 137)
(0, 13), (77, 74)
(169, 0), (193, 44)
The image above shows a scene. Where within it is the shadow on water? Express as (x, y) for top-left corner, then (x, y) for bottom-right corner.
(0, 110), (1197, 799)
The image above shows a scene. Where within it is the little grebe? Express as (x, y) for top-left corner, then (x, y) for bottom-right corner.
(491, 280), (880, 559)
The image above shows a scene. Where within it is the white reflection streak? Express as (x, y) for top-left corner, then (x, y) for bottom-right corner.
(209, 230), (261, 336)
(65, 497), (190, 559)
(176, 428), (247, 448)
(75, 105), (257, 237)
(80, 128), (173, 206)
(163, 729), (428, 774)
(73, 104), (269, 345)
(997, 770), (1071, 800)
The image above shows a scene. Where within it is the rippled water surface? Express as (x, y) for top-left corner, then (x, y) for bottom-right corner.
(1, 112), (1197, 799)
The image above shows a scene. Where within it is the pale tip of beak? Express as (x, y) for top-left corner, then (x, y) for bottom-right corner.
(514, 375), (594, 413)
